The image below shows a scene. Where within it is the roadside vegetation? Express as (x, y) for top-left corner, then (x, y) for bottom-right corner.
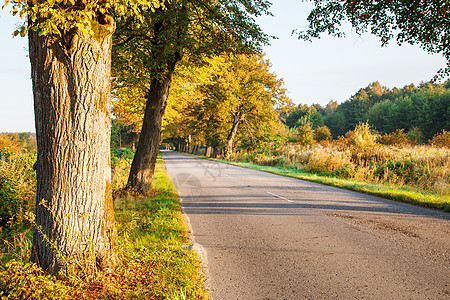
(0, 140), (207, 299)
(232, 126), (449, 193)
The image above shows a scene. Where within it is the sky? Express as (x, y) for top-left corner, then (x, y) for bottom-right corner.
(0, 1), (448, 133)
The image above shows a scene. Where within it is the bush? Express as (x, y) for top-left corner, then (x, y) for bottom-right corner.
(314, 126), (332, 142)
(111, 148), (135, 194)
(0, 177), (22, 227)
(380, 129), (411, 146)
(111, 147), (135, 160)
(346, 122), (379, 149)
(230, 140), (449, 196)
(297, 121), (315, 146)
(304, 145), (353, 177)
(111, 148), (135, 168)
(0, 133), (37, 154)
(0, 135), (22, 153)
(0, 149), (36, 228)
(429, 130), (450, 147)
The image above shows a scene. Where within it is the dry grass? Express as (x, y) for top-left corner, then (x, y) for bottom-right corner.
(231, 142), (450, 196)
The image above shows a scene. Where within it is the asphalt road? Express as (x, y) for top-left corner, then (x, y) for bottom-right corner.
(162, 151), (449, 299)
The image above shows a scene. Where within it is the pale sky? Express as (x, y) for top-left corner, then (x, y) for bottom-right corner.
(0, 1), (448, 132)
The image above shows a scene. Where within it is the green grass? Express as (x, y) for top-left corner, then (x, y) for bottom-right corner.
(192, 154), (449, 212)
(0, 155), (208, 299)
(112, 155), (207, 299)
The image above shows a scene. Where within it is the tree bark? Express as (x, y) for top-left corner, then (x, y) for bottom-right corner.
(212, 146), (221, 158)
(127, 74), (172, 193)
(29, 16), (118, 275)
(224, 113), (243, 160)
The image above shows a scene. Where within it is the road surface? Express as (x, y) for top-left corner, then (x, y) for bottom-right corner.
(162, 151), (449, 299)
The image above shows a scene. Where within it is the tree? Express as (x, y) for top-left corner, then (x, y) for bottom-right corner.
(298, 0), (450, 77)
(336, 98), (368, 132)
(325, 110), (347, 137)
(367, 99), (393, 132)
(276, 98), (296, 123)
(296, 118), (315, 146)
(112, 0), (272, 193)
(325, 100), (339, 114)
(160, 53), (288, 157)
(285, 105), (323, 129)
(407, 127), (425, 145)
(180, 54), (287, 158)
(4, 0), (161, 275)
(201, 54), (287, 159)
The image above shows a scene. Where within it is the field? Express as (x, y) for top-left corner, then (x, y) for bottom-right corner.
(226, 141), (449, 211)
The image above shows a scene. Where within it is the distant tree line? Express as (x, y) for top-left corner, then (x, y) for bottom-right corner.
(282, 81), (450, 141)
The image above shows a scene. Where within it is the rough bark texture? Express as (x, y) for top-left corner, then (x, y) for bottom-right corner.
(29, 17), (118, 275)
(127, 75), (172, 193)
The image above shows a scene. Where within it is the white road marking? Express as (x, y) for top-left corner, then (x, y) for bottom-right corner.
(267, 191), (294, 203)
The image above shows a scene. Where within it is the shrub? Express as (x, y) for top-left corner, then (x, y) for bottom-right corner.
(314, 126), (332, 142)
(380, 129), (411, 145)
(429, 130), (450, 147)
(111, 148), (135, 167)
(0, 177), (22, 227)
(304, 145), (353, 177)
(0, 149), (36, 228)
(0, 135), (22, 153)
(230, 141), (449, 196)
(286, 127), (299, 143)
(297, 121), (315, 146)
(346, 122), (379, 149)
(0, 133), (37, 154)
(111, 148), (135, 194)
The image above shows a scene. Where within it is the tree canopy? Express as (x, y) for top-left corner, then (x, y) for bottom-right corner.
(4, 0), (163, 36)
(111, 0), (274, 191)
(157, 53), (289, 156)
(112, 0), (273, 100)
(298, 0), (450, 76)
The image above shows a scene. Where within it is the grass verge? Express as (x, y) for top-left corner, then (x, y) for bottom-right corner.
(190, 154), (449, 212)
(0, 155), (207, 299)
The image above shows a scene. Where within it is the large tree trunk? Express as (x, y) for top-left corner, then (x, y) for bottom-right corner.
(127, 74), (172, 193)
(29, 16), (118, 275)
(224, 114), (243, 160)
